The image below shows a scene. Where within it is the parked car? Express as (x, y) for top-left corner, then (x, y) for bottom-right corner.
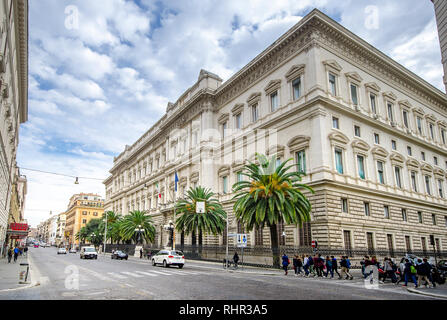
(69, 248), (77, 253)
(80, 246), (98, 259)
(111, 250), (128, 260)
(57, 248), (67, 254)
(437, 260), (447, 272)
(33, 244), (39, 248)
(151, 250), (185, 268)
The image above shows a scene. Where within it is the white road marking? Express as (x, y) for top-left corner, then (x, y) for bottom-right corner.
(121, 271), (144, 278)
(150, 270), (175, 276)
(107, 272), (127, 279)
(135, 271), (158, 277)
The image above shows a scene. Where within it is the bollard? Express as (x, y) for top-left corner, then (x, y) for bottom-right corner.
(19, 263), (30, 284)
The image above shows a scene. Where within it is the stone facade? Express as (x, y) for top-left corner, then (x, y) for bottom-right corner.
(433, 0), (447, 92)
(0, 0), (28, 256)
(104, 9), (447, 255)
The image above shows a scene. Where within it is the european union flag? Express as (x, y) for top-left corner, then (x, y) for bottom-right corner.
(174, 171), (179, 192)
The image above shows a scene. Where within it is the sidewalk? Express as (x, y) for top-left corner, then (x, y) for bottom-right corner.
(0, 254), (32, 291)
(407, 285), (447, 299)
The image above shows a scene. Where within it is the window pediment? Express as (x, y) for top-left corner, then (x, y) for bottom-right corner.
(285, 64), (305, 82)
(218, 165), (231, 177)
(421, 163), (433, 174)
(322, 60), (342, 73)
(390, 151), (405, 164)
(231, 103), (244, 115)
(247, 92), (261, 105)
(434, 168), (445, 178)
(412, 107), (425, 116)
(436, 120), (447, 128)
(365, 82), (381, 93)
(345, 71), (363, 84)
(264, 79), (281, 95)
(382, 91), (397, 101)
(266, 144), (285, 158)
(351, 139), (370, 153)
(371, 146), (389, 159)
(406, 158), (420, 170)
(424, 114), (437, 122)
(190, 171), (199, 182)
(287, 135), (310, 152)
(218, 113), (229, 124)
(398, 100), (412, 110)
(328, 131), (349, 146)
(232, 160), (246, 172)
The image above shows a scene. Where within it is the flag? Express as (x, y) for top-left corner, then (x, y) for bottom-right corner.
(174, 171), (179, 192)
(156, 182), (161, 199)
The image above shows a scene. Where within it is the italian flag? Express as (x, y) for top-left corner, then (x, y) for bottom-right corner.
(156, 182), (161, 199)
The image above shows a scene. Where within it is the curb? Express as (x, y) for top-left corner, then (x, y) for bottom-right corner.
(406, 287), (447, 299)
(0, 254), (40, 293)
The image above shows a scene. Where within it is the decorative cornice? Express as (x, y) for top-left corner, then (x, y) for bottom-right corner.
(287, 135), (311, 152)
(264, 79), (281, 95)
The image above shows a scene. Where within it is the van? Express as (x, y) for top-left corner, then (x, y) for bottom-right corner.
(80, 246), (98, 259)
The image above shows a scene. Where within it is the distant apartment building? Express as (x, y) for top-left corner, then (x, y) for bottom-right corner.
(0, 0), (28, 256)
(64, 193), (104, 247)
(55, 213), (66, 246)
(104, 9), (447, 261)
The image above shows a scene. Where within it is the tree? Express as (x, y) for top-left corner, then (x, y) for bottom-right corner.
(175, 186), (227, 250)
(100, 211), (122, 244)
(75, 227), (88, 244)
(119, 210), (156, 244)
(232, 153), (314, 268)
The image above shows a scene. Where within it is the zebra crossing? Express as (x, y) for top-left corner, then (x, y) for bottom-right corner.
(106, 268), (200, 280)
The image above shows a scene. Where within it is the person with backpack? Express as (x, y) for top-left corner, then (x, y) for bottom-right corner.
(382, 257), (397, 283)
(331, 256), (341, 279)
(233, 252), (239, 269)
(13, 246), (19, 263)
(282, 253), (290, 275)
(293, 255), (303, 276)
(340, 256), (353, 280)
(7, 247), (13, 263)
(324, 255), (334, 278)
(303, 255), (309, 276)
(416, 258), (433, 288)
(403, 258), (418, 288)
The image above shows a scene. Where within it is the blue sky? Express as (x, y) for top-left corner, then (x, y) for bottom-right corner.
(19, 0), (444, 227)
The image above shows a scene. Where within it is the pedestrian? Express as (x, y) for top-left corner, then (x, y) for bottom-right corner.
(325, 255), (334, 278)
(382, 257), (397, 283)
(140, 248), (143, 259)
(13, 246), (19, 263)
(340, 256), (353, 280)
(282, 252), (290, 275)
(396, 257), (406, 285)
(331, 256), (341, 279)
(315, 254), (324, 277)
(303, 255), (309, 276)
(23, 246), (28, 257)
(403, 258), (418, 288)
(7, 247), (13, 263)
(416, 258), (433, 288)
(308, 254), (316, 277)
(296, 256), (303, 275)
(233, 252), (239, 269)
(147, 249), (152, 260)
(292, 255), (298, 276)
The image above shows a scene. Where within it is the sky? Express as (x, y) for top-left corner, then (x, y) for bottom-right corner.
(19, 0), (444, 227)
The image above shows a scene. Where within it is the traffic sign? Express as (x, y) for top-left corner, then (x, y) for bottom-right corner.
(311, 240), (317, 248)
(237, 233), (247, 247)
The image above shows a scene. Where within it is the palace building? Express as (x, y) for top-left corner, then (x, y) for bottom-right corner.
(104, 9), (447, 259)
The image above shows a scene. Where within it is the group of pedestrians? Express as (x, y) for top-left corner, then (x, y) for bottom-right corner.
(6, 246), (22, 263)
(281, 253), (354, 280)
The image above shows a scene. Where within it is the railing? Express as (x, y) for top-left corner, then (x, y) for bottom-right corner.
(100, 243), (447, 269)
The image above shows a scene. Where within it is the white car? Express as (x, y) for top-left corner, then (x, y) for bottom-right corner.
(57, 248), (67, 254)
(80, 246), (98, 259)
(69, 248), (77, 253)
(152, 250), (185, 268)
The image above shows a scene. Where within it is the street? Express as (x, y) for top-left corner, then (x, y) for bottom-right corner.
(0, 247), (440, 300)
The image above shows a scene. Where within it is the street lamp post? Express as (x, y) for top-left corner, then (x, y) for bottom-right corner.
(164, 221), (174, 250)
(135, 225), (144, 245)
(103, 213), (107, 256)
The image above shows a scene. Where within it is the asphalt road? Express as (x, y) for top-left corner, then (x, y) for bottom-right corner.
(0, 247), (438, 300)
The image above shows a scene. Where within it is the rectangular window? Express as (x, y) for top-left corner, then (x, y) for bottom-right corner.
(329, 73), (337, 95)
(335, 148), (344, 174)
(222, 121), (227, 138)
(421, 152), (425, 161)
(432, 214), (436, 225)
(222, 176), (228, 194)
(387, 103), (394, 122)
(343, 230), (352, 250)
(370, 94), (377, 114)
(292, 77), (301, 100)
(237, 171), (243, 183)
(445, 216), (447, 227)
(255, 227), (263, 246)
(421, 237), (427, 255)
(270, 91), (278, 112)
(354, 125), (361, 137)
(341, 198), (348, 213)
(395, 166), (402, 188)
(391, 140), (397, 150)
(357, 155), (365, 179)
(429, 123), (435, 140)
(295, 150), (306, 174)
(403, 110), (409, 128)
(402, 209), (407, 222)
(407, 146), (412, 156)
(367, 232), (374, 255)
(387, 234), (394, 257)
(411, 171), (418, 192)
(425, 175), (431, 195)
(405, 236), (412, 253)
(417, 117), (422, 134)
(377, 161), (384, 184)
(350, 84), (358, 105)
(418, 211), (423, 224)
(332, 117), (339, 129)
(434, 156), (438, 166)
(82, 219), (87, 224)
(384, 205), (390, 219)
(235, 113), (242, 129)
(251, 104), (258, 122)
(364, 202), (370, 216)
(439, 179), (444, 199)
(442, 129), (446, 145)
(374, 133), (380, 144)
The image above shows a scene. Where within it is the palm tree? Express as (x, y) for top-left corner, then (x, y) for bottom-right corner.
(119, 210), (156, 244)
(232, 153), (314, 268)
(100, 211), (122, 244)
(175, 186), (227, 251)
(75, 227), (88, 244)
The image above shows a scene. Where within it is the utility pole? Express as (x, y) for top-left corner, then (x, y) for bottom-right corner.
(103, 211), (107, 256)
